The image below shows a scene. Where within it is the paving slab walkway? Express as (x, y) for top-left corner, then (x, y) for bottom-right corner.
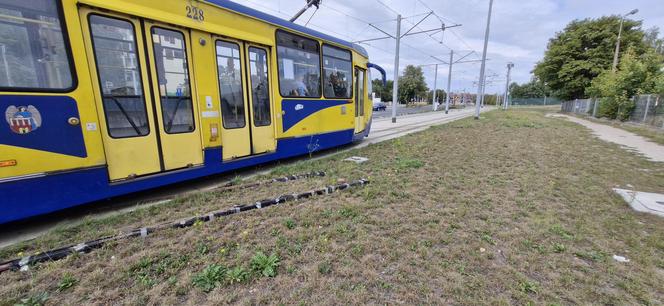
(549, 114), (664, 162)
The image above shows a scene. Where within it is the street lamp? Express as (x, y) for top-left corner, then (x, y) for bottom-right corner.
(612, 8), (638, 73)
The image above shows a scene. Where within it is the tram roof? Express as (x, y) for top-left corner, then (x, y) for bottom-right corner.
(205, 0), (369, 58)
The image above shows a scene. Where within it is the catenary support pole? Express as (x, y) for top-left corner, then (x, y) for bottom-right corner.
(475, 0), (493, 119)
(391, 14), (401, 123)
(503, 62), (513, 110)
(480, 78), (486, 108)
(432, 64), (438, 111)
(444, 50), (453, 114)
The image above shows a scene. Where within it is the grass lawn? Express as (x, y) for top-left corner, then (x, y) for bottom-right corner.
(1, 109), (663, 305)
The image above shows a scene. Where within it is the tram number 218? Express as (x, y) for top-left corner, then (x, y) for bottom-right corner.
(186, 5), (204, 21)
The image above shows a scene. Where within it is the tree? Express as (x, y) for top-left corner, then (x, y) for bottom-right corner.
(371, 78), (393, 101)
(509, 79), (550, 99)
(644, 27), (664, 55)
(398, 65), (428, 104)
(587, 47), (663, 120)
(534, 16), (647, 100)
(656, 72), (664, 96)
(426, 89), (446, 104)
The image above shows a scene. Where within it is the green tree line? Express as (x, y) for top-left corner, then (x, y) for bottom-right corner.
(371, 65), (449, 104)
(510, 15), (664, 120)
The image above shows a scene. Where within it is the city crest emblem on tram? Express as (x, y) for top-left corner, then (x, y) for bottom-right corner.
(5, 105), (42, 135)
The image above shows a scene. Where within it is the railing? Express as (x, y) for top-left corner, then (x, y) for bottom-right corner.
(561, 95), (663, 129)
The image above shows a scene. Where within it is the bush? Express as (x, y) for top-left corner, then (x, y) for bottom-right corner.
(588, 48), (663, 120)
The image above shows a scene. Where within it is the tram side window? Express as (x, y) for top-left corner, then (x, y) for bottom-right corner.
(89, 15), (149, 138)
(0, 0), (73, 90)
(215, 41), (245, 129)
(249, 47), (271, 126)
(322, 45), (352, 99)
(151, 27), (195, 134)
(276, 31), (320, 98)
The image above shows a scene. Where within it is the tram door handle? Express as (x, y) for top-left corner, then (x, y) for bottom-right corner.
(68, 117), (81, 126)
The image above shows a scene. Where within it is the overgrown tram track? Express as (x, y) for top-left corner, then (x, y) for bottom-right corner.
(0, 171), (370, 274)
(0, 108), (483, 255)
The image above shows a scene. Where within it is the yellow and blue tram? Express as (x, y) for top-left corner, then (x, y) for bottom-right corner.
(0, 0), (386, 224)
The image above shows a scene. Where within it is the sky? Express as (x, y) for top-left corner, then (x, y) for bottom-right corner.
(229, 0), (664, 95)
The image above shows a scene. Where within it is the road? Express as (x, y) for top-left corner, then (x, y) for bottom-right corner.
(0, 106), (491, 248)
(363, 105), (484, 147)
(371, 103), (466, 119)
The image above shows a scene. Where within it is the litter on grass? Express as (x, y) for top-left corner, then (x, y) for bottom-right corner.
(612, 255), (630, 263)
(343, 156), (369, 164)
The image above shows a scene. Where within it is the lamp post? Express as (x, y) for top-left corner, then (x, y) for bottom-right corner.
(612, 9), (638, 73)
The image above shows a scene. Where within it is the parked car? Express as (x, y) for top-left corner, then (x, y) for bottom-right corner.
(373, 101), (387, 111)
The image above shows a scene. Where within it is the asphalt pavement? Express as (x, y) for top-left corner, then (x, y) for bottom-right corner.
(372, 103), (469, 118)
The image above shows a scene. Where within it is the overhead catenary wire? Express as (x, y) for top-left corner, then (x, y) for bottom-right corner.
(239, 0), (485, 95)
(303, 6), (318, 26)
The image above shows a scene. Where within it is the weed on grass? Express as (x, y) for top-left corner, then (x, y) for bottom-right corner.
(574, 250), (607, 263)
(192, 264), (226, 292)
(250, 252), (280, 277)
(552, 243), (566, 253)
(14, 292), (48, 306)
(225, 266), (249, 285)
(284, 218), (296, 230)
(318, 261), (332, 275)
(2, 109), (664, 304)
(56, 273), (78, 292)
(396, 157), (424, 169)
(519, 280), (540, 294)
(128, 252), (189, 287)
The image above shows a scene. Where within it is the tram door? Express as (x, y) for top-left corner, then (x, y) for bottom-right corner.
(354, 67), (366, 133)
(215, 39), (276, 160)
(80, 8), (203, 180)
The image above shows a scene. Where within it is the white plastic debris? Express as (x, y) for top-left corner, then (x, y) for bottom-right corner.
(612, 255), (630, 263)
(343, 156), (369, 164)
(19, 265), (29, 272)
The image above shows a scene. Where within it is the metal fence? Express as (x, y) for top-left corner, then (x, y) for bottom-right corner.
(628, 95), (663, 128)
(511, 97), (561, 106)
(561, 95), (664, 129)
(560, 98), (593, 114)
